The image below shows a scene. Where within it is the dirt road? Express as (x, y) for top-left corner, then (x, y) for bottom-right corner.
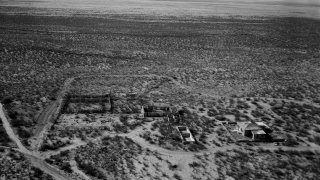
(1, 102), (73, 180)
(31, 77), (74, 151)
(32, 101), (58, 141)
(30, 101), (58, 150)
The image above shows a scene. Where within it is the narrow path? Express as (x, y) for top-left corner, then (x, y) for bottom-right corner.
(40, 139), (86, 159)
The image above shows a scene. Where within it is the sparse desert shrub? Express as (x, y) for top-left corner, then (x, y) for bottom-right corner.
(162, 172), (169, 178)
(283, 134), (299, 147)
(199, 133), (207, 144)
(1, 96), (14, 104)
(236, 101), (250, 109)
(8, 110), (18, 121)
(212, 139), (221, 147)
(169, 164), (178, 170)
(17, 126), (33, 138)
(151, 121), (159, 131)
(188, 142), (206, 152)
(215, 115), (227, 121)
(140, 131), (152, 142)
(61, 162), (73, 173)
(285, 150), (301, 157)
(173, 173), (183, 180)
(309, 135), (320, 145)
(40, 137), (70, 151)
(251, 110), (265, 118)
(11, 115), (34, 127)
(76, 158), (106, 179)
(215, 127), (225, 136)
(189, 161), (201, 168)
(274, 118), (284, 125)
(79, 131), (87, 141)
(257, 148), (271, 154)
(0, 125), (12, 146)
(297, 128), (310, 137)
(113, 122), (128, 133)
(215, 151), (227, 158)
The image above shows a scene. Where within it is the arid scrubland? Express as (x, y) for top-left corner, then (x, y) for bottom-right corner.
(0, 149), (54, 179)
(0, 6), (320, 180)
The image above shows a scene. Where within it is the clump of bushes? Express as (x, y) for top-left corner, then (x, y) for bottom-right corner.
(283, 134), (299, 147)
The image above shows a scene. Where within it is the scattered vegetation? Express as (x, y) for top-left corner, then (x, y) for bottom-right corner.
(0, 119), (13, 147)
(74, 136), (142, 179)
(0, 150), (54, 180)
(215, 149), (320, 180)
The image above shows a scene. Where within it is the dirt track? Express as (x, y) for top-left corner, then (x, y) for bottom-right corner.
(0, 103), (73, 180)
(31, 78), (74, 151)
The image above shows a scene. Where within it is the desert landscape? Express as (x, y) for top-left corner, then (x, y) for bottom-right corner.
(0, 0), (320, 179)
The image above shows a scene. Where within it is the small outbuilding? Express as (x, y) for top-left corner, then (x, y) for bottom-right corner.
(235, 121), (269, 140)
